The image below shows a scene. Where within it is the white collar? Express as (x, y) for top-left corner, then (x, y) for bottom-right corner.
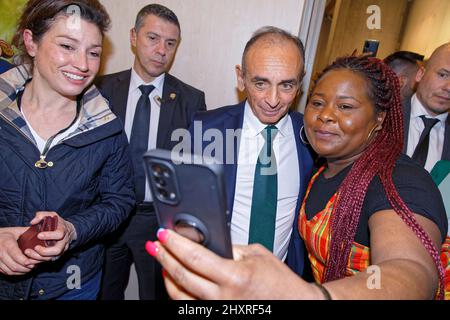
(411, 93), (448, 123)
(130, 68), (165, 97)
(243, 101), (290, 137)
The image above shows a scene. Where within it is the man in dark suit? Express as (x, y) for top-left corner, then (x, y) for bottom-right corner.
(403, 42), (450, 172)
(184, 26), (313, 277)
(96, 4), (206, 300)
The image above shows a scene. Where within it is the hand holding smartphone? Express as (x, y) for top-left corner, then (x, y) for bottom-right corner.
(143, 149), (233, 259)
(363, 39), (379, 57)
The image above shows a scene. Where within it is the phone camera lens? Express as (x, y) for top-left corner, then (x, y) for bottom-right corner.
(158, 188), (169, 199)
(155, 177), (166, 187)
(152, 165), (163, 177)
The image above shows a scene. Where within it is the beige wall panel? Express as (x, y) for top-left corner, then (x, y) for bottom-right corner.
(99, 0), (305, 109)
(400, 0), (450, 59)
(329, 0), (408, 62)
(311, 0), (409, 87)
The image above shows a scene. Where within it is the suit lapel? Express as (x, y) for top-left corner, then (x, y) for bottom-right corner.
(402, 97), (412, 153)
(442, 117), (450, 161)
(112, 70), (131, 124)
(156, 74), (178, 148)
(224, 103), (245, 222)
(290, 112), (305, 200)
(286, 111), (308, 276)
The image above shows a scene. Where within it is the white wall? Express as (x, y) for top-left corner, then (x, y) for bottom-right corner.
(99, 0), (306, 109)
(400, 0), (450, 59)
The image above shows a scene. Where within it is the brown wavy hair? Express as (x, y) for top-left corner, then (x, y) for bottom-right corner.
(12, 0), (110, 65)
(315, 55), (445, 299)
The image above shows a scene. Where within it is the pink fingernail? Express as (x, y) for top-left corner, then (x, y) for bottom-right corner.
(157, 228), (169, 243)
(162, 269), (167, 278)
(145, 241), (159, 257)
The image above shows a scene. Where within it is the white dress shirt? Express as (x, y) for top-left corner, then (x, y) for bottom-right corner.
(124, 69), (165, 201)
(231, 102), (300, 261)
(406, 94), (448, 172)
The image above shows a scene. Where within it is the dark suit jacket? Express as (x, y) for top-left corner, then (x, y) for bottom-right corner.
(403, 97), (450, 162)
(95, 69), (206, 150)
(189, 102), (314, 277)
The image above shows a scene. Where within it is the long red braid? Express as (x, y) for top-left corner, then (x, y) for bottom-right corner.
(317, 56), (445, 299)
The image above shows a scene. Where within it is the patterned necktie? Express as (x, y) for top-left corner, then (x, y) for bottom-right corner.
(248, 125), (278, 251)
(412, 115), (439, 167)
(130, 84), (155, 202)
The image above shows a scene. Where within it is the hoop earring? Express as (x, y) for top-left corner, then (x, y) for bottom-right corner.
(300, 125), (309, 145)
(366, 125), (379, 142)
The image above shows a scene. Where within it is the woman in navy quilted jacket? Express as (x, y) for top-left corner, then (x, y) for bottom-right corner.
(0, 0), (134, 300)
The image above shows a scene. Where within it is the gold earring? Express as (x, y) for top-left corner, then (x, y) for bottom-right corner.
(367, 125), (381, 142)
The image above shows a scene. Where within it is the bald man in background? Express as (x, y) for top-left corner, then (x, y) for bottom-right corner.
(403, 43), (450, 172)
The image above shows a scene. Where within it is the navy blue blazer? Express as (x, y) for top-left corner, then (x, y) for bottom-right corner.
(189, 101), (314, 277)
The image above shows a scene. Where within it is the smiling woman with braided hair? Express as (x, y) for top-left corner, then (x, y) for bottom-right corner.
(145, 55), (448, 300)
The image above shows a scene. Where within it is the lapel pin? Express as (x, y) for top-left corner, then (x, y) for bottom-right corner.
(154, 96), (163, 105)
(170, 93), (176, 100)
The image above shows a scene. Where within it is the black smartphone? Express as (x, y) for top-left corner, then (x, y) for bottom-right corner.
(363, 39), (379, 57)
(143, 149), (233, 259)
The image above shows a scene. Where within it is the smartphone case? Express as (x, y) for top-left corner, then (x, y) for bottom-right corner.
(143, 149), (233, 258)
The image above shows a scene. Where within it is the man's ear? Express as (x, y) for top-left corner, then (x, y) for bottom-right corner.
(398, 74), (408, 90)
(130, 28), (137, 48)
(415, 66), (425, 82)
(23, 29), (37, 58)
(235, 65), (245, 92)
